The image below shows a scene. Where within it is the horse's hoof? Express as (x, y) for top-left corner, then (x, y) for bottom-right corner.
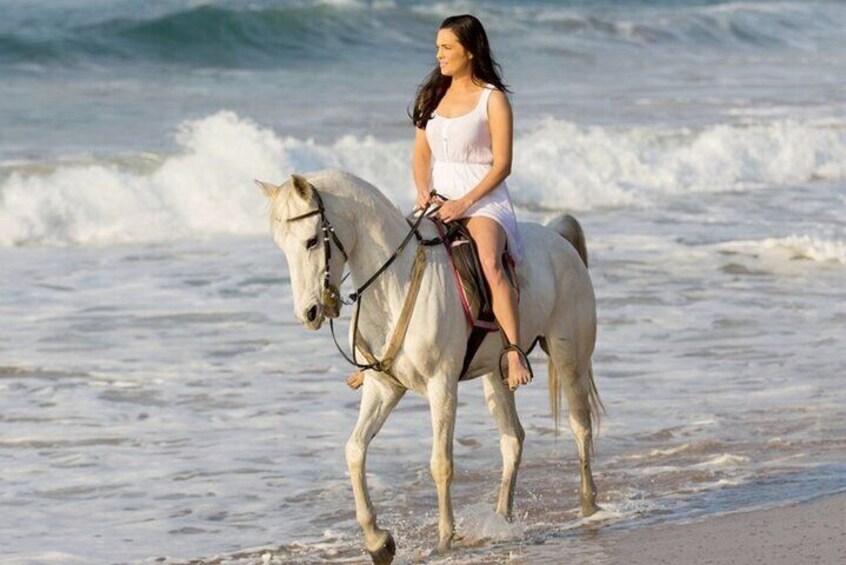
(435, 535), (454, 554)
(366, 531), (396, 565)
(581, 500), (600, 517)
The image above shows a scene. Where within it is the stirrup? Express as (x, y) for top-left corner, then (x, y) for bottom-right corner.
(498, 344), (534, 391)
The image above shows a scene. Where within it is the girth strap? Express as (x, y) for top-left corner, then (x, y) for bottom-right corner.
(354, 244), (428, 380)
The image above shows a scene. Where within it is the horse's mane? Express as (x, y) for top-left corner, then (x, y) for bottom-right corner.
(312, 170), (402, 215)
(271, 170), (403, 224)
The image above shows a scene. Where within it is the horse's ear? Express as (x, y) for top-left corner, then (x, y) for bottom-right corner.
(291, 174), (314, 201)
(254, 180), (279, 199)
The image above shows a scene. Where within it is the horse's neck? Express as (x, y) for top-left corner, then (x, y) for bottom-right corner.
(346, 200), (414, 311)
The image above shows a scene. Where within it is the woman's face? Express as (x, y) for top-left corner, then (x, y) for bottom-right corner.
(436, 28), (472, 77)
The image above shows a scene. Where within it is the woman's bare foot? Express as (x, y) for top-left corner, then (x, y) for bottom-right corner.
(506, 350), (532, 390)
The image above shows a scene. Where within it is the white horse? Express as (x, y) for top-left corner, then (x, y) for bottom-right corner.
(257, 170), (601, 564)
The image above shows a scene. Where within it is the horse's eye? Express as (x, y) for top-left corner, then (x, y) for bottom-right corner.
(306, 236), (319, 250)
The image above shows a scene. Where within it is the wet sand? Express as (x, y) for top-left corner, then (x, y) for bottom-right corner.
(604, 493), (846, 565)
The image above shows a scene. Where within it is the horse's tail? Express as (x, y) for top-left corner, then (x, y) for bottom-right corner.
(546, 352), (605, 440)
(544, 213), (604, 439)
(585, 360), (605, 441)
(545, 213), (588, 268)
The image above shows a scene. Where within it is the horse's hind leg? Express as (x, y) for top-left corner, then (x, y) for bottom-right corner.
(346, 374), (405, 564)
(549, 337), (599, 516)
(482, 372), (525, 520)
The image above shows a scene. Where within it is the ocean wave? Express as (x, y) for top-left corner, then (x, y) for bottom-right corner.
(1, 1), (844, 68)
(514, 117), (846, 210)
(722, 235), (846, 264)
(2, 111), (845, 247)
(493, 0), (839, 54)
(765, 235), (846, 263)
(692, 453), (751, 469)
(0, 111), (410, 246)
(0, 2), (421, 68)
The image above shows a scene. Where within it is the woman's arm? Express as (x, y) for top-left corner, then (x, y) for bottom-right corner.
(412, 126), (433, 210)
(438, 90), (513, 222)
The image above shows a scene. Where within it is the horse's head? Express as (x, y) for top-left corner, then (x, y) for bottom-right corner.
(256, 174), (349, 330)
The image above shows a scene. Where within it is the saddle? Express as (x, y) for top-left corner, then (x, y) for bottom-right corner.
(433, 220), (519, 380)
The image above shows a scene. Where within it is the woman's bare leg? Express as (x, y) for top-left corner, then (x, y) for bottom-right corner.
(465, 217), (531, 389)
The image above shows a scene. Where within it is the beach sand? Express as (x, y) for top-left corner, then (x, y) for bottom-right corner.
(601, 493), (846, 565)
(506, 493), (846, 565)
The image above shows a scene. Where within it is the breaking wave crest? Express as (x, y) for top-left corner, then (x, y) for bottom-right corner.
(722, 235), (846, 264)
(515, 117), (846, 210)
(1, 111), (845, 247)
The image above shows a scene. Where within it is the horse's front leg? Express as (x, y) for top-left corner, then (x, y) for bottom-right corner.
(346, 374), (405, 564)
(427, 376), (458, 552)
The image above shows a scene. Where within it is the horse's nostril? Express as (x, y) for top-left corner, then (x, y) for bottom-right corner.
(306, 305), (318, 322)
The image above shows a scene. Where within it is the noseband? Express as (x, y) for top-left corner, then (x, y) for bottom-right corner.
(286, 187), (441, 373)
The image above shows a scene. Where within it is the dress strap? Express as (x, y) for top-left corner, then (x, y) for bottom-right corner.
(477, 84), (496, 117)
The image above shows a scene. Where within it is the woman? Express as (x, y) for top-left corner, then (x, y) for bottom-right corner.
(412, 14), (531, 391)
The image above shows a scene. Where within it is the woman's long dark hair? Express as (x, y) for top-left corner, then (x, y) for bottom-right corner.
(410, 14), (510, 129)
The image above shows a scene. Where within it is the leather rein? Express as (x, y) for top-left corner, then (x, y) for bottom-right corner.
(286, 188), (442, 375)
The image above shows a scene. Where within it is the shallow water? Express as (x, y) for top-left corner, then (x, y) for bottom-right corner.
(2, 183), (844, 562)
(1, 0), (846, 563)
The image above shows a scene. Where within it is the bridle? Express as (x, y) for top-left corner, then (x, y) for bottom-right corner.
(285, 187), (441, 372)
(286, 189), (348, 315)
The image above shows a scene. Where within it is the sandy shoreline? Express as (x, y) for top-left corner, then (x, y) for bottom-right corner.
(501, 492), (846, 565)
(602, 492), (846, 565)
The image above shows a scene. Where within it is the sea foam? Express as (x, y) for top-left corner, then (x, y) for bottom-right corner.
(2, 111), (845, 247)
(720, 235), (846, 264)
(761, 235), (846, 264)
(515, 117), (846, 210)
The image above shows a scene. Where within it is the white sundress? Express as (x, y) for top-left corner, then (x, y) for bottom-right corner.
(425, 83), (524, 263)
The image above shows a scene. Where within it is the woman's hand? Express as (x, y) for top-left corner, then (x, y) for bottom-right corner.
(437, 196), (472, 223)
(416, 191), (446, 212)
(416, 190), (432, 211)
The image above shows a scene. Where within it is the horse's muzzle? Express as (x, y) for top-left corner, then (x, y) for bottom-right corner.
(306, 304), (319, 322)
(303, 303), (324, 330)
